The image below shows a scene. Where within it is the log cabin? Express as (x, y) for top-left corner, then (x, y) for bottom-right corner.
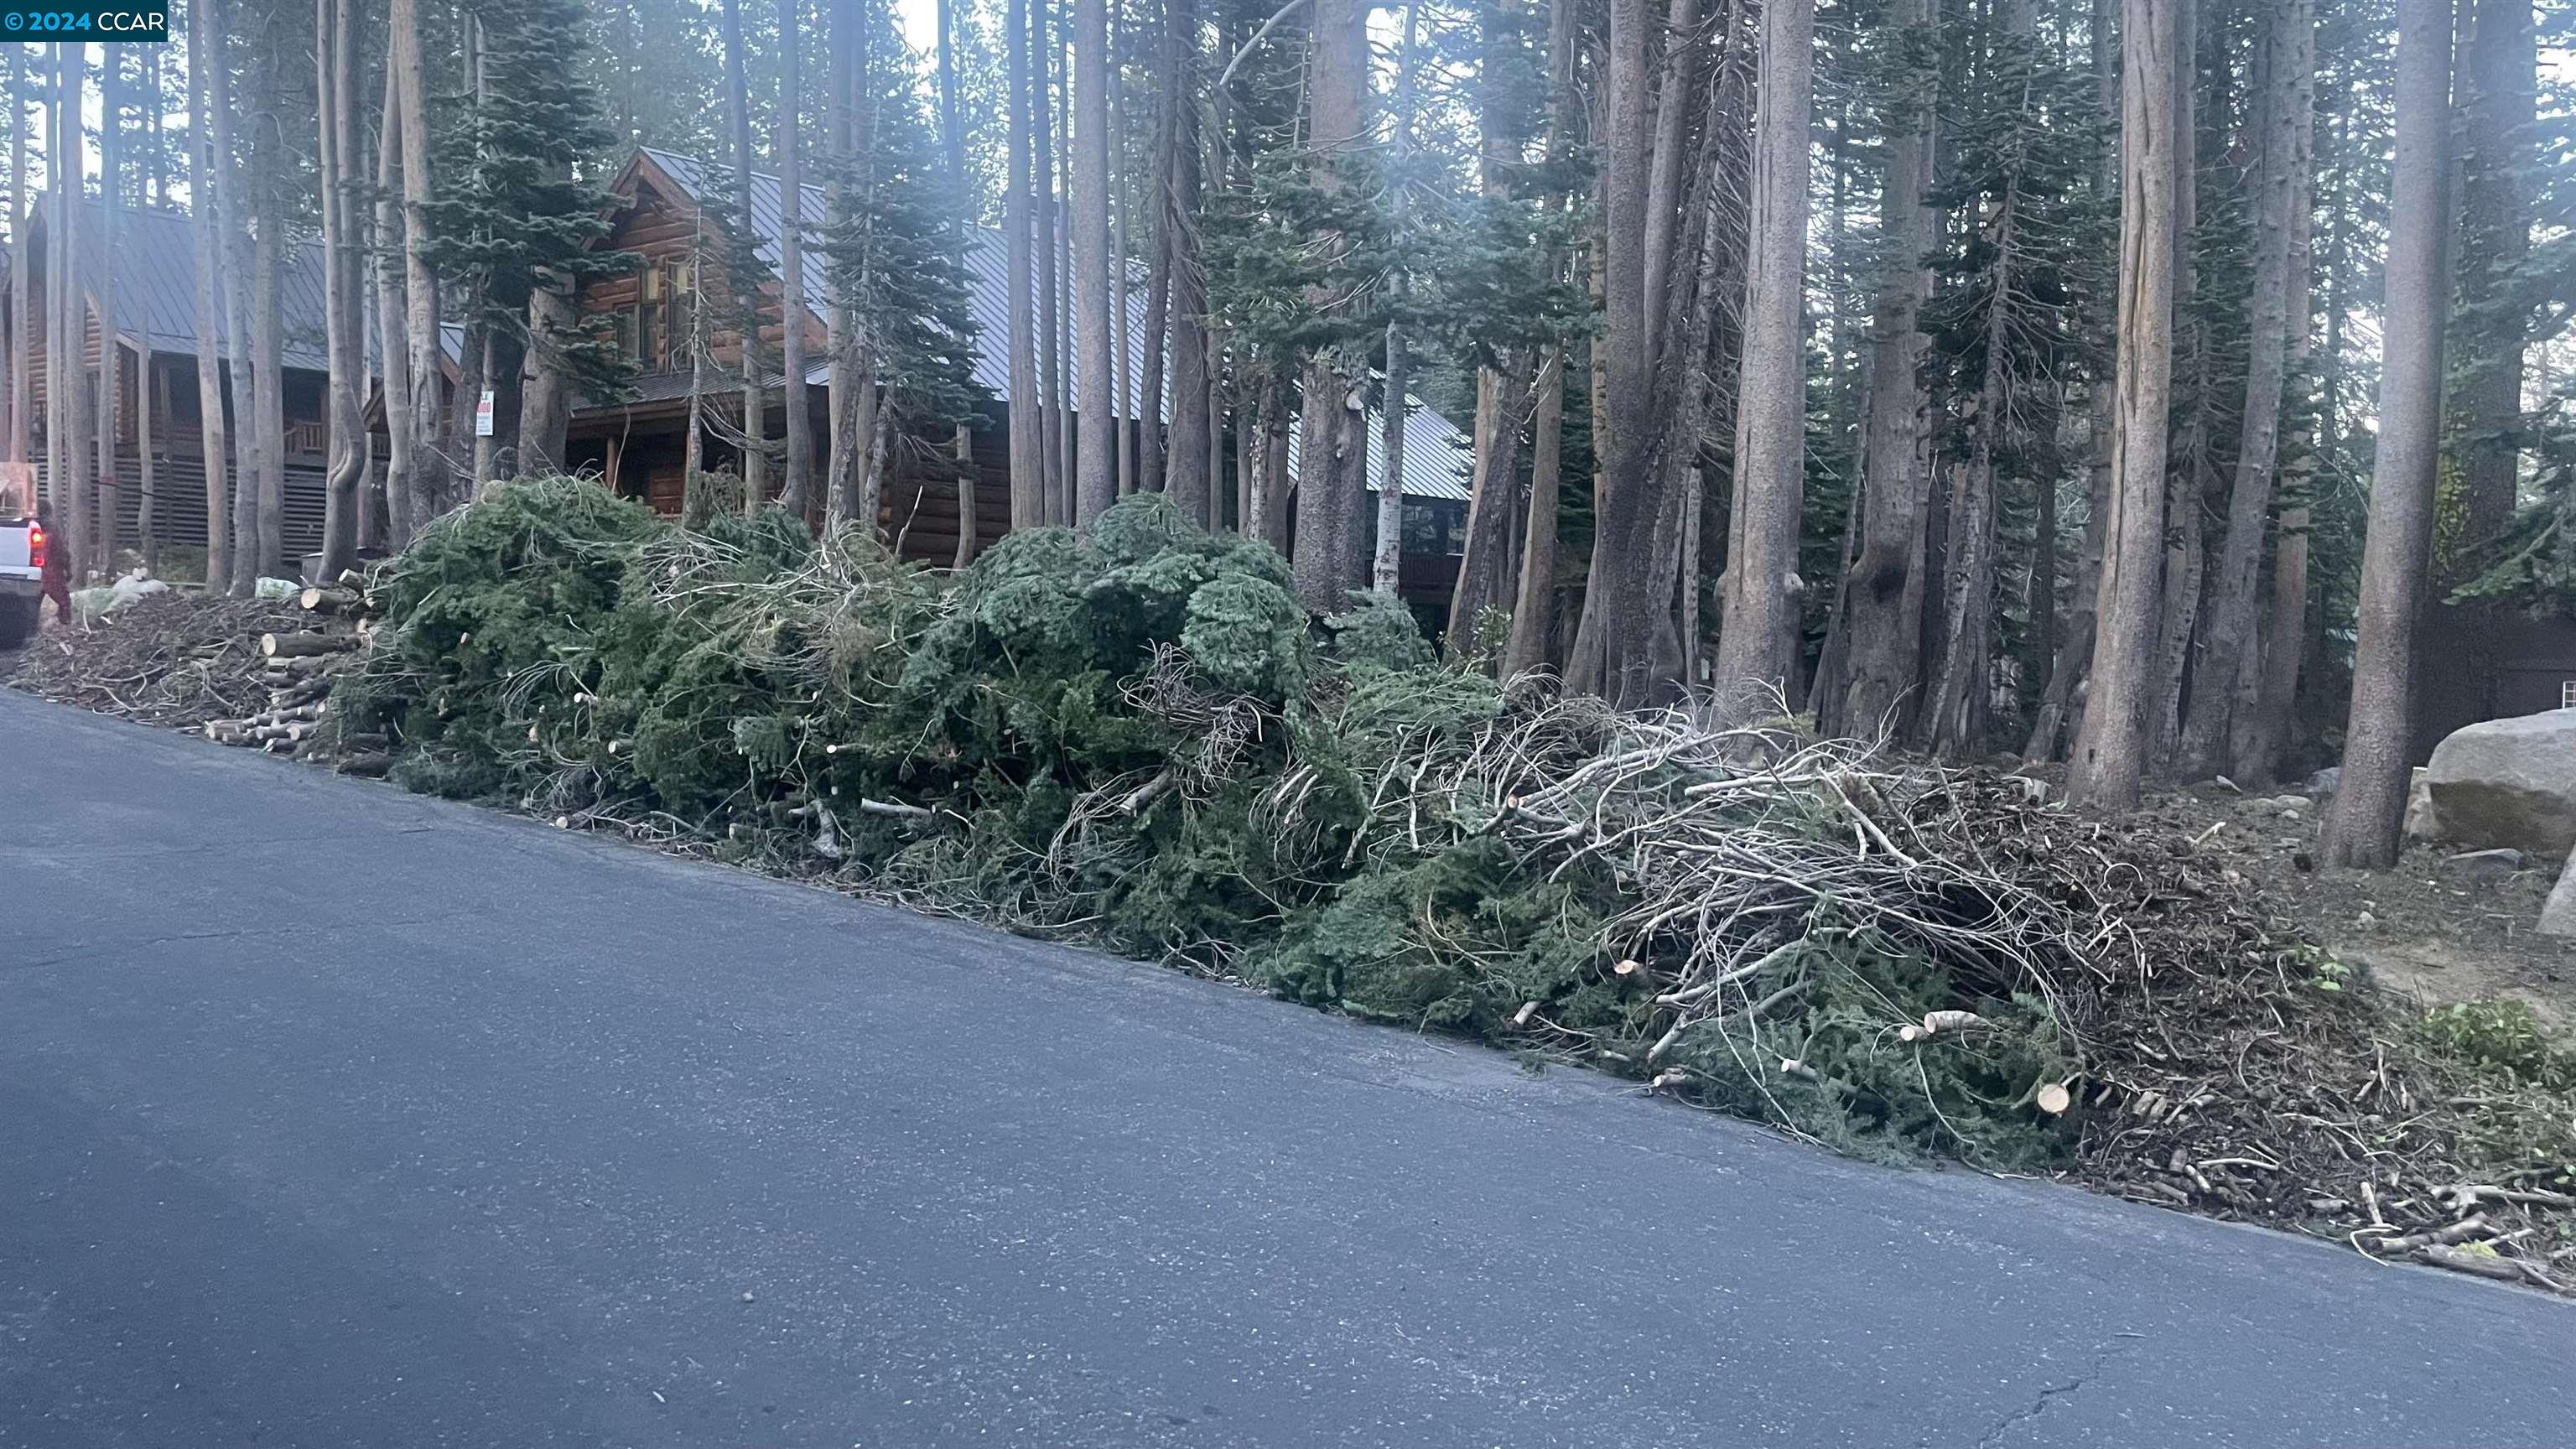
(16, 197), (339, 562)
(558, 148), (1478, 613)
(6, 149), (1479, 613)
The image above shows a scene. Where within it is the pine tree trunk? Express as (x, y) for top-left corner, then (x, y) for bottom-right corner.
(2176, 0), (2310, 782)
(2024, 0), (2119, 761)
(1449, 0), (1537, 653)
(1109, 18), (1134, 501)
(373, 63), (410, 546)
(1373, 1), (1421, 598)
(2453, 0), (2533, 549)
(248, 53), (288, 583)
(721, 0), (767, 511)
(1072, 0), (1114, 524)
(2324, 0), (2452, 869)
(2065, 0), (2181, 812)
(1924, 5), (2037, 757)
(776, 0), (813, 519)
(6, 44), (25, 475)
(849, 0), (885, 534)
(827, 0), (865, 530)
(210, 15), (262, 595)
(1708, 0), (1815, 714)
(2241, 0), (2319, 784)
(186, 12), (232, 584)
(1005, 0), (1043, 529)
(1565, 0), (1660, 703)
(53, 43), (91, 585)
(1034, 0), (1067, 526)
(1504, 0), (1576, 678)
(1639, 0), (1698, 361)
(40, 44), (60, 538)
(316, 0), (363, 578)
(96, 46), (122, 574)
(1821, 0), (1937, 740)
(1136, 0), (1176, 502)
(937, 0), (976, 558)
(2149, 0), (2207, 770)
(1159, 0), (1211, 524)
(1287, 0), (1371, 615)
(392, 0), (444, 523)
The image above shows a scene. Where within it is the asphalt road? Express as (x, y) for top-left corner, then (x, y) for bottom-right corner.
(3, 687), (2570, 1447)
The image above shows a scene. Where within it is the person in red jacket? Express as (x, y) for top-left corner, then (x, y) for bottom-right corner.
(37, 501), (71, 625)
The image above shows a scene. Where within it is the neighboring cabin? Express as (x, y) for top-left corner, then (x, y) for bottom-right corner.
(9, 148), (1473, 620)
(561, 148), (1479, 612)
(18, 198), (339, 558)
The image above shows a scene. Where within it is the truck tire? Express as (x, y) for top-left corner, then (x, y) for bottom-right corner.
(0, 596), (34, 648)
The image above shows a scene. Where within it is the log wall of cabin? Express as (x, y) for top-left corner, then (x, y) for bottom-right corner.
(579, 171), (826, 378)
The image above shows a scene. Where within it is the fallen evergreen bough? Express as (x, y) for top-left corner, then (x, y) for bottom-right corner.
(325, 477), (2576, 1288)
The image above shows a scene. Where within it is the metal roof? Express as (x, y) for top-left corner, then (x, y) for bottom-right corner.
(40, 198), (335, 373)
(626, 148), (1473, 502)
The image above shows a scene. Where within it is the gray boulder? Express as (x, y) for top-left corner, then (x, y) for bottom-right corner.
(2542, 852), (2576, 938)
(2423, 711), (2576, 857)
(2304, 766), (2341, 797)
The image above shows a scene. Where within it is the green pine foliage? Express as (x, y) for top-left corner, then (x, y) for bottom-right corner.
(421, 0), (639, 406)
(815, 0), (988, 438)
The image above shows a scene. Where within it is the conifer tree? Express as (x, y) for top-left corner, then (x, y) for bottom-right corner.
(816, 0), (989, 530)
(420, 0), (635, 482)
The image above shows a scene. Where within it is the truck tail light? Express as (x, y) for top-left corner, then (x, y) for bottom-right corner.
(24, 520), (44, 570)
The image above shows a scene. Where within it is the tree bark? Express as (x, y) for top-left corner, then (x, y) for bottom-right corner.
(96, 45), (122, 574)
(1371, 1), (1422, 598)
(1818, 0), (1938, 743)
(1158, 0), (1212, 523)
(1504, 0), (1577, 678)
(2177, 0), (2311, 781)
(2149, 0), (2207, 769)
(316, 0), (363, 578)
(1288, 0), (1370, 615)
(371, 32), (413, 545)
(1072, 0), (1115, 524)
(392, 0), (446, 522)
(826, 0), (865, 529)
(2241, 0), (2319, 785)
(2452, 0), (2534, 548)
(1563, 0), (1659, 703)
(1005, 0), (1043, 529)
(247, 53), (288, 583)
(2065, 0), (2181, 813)
(52, 42), (91, 585)
(1639, 0), (1699, 361)
(721, 0), (768, 511)
(776, 0), (814, 518)
(2324, 0), (2452, 869)
(1708, 0), (1815, 714)
(6, 43), (25, 471)
(186, 13), (232, 584)
(1034, 0), (1067, 525)
(1448, 0), (1538, 654)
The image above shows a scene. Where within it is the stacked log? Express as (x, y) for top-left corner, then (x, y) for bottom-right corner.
(200, 575), (388, 775)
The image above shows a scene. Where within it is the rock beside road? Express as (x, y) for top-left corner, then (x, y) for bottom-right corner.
(2542, 853), (2576, 938)
(2423, 711), (2576, 857)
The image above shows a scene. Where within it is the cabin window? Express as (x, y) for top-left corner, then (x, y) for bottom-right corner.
(636, 265), (665, 367)
(631, 260), (700, 371)
(2562, 680), (2576, 711)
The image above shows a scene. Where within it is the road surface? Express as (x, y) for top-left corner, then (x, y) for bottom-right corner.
(3, 687), (2569, 1447)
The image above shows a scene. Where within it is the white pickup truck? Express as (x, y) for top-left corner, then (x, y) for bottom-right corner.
(1, 509), (43, 647)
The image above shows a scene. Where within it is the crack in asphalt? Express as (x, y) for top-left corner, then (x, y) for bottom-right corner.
(1974, 1337), (2143, 1448)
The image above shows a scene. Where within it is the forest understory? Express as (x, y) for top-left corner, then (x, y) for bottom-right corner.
(11, 475), (2576, 1296)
